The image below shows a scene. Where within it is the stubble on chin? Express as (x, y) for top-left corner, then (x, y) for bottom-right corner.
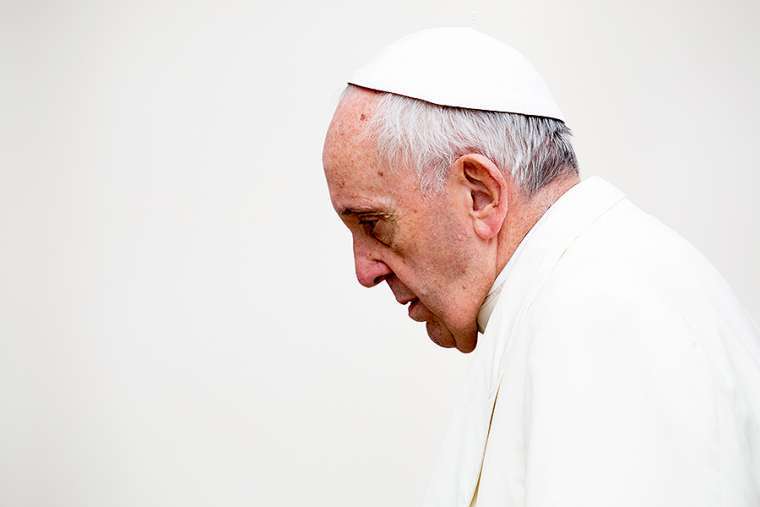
(414, 298), (477, 352)
(425, 319), (457, 348)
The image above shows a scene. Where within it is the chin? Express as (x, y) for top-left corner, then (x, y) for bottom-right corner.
(426, 320), (477, 353)
(455, 336), (477, 353)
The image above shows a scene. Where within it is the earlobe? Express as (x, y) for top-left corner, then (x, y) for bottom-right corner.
(474, 220), (493, 239)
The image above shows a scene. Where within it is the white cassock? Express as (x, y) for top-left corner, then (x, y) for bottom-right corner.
(423, 176), (760, 507)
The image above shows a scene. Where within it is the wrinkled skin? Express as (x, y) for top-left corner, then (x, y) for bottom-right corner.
(321, 87), (578, 352)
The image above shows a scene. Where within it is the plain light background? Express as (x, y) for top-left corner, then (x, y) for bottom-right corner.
(2, 1), (758, 506)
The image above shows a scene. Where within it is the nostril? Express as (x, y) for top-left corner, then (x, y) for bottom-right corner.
(357, 272), (381, 288)
(355, 257), (392, 288)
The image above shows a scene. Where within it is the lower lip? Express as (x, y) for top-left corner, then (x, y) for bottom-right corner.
(408, 299), (420, 318)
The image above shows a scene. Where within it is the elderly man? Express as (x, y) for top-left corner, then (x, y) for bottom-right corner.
(322, 28), (760, 507)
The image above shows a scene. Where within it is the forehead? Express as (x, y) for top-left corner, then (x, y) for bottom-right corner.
(322, 88), (416, 212)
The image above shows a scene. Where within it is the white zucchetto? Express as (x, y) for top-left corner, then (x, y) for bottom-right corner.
(348, 27), (566, 122)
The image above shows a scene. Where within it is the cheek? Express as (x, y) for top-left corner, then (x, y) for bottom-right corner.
(415, 226), (476, 297)
(395, 207), (476, 308)
(409, 213), (464, 257)
(429, 213), (474, 270)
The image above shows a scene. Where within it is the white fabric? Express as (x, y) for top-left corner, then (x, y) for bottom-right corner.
(348, 27), (565, 121)
(424, 176), (760, 507)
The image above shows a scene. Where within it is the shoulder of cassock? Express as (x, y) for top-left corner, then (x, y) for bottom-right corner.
(425, 176), (760, 507)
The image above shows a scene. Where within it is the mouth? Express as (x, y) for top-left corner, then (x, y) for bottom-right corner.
(407, 298), (426, 322)
(395, 294), (416, 305)
(389, 286), (422, 319)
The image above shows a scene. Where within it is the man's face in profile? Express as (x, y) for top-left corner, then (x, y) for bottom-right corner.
(322, 88), (486, 352)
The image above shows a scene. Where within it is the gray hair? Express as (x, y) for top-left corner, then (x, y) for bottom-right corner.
(344, 84), (578, 197)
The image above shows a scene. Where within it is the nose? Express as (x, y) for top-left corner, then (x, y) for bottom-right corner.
(353, 237), (392, 288)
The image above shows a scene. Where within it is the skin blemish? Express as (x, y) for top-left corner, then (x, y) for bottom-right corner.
(360, 113), (367, 121)
(378, 171), (384, 177)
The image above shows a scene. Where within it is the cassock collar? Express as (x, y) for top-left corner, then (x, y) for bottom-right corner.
(476, 176), (624, 333)
(476, 260), (511, 334)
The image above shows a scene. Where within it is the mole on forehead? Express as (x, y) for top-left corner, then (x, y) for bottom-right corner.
(334, 115), (372, 143)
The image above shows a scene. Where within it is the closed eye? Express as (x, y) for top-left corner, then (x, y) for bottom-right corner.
(340, 208), (395, 246)
(358, 216), (394, 246)
(359, 218), (378, 236)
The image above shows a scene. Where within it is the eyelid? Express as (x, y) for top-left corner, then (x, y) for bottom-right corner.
(358, 217), (378, 234)
(357, 217), (392, 246)
(357, 214), (382, 228)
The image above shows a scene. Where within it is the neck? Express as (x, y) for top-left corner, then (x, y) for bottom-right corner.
(494, 173), (580, 280)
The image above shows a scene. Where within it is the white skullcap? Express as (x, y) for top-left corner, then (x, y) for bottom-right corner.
(348, 27), (566, 122)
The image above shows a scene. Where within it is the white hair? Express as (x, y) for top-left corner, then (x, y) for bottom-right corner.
(344, 84), (578, 196)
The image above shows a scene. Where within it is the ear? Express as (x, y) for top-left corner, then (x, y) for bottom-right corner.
(450, 154), (509, 240)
